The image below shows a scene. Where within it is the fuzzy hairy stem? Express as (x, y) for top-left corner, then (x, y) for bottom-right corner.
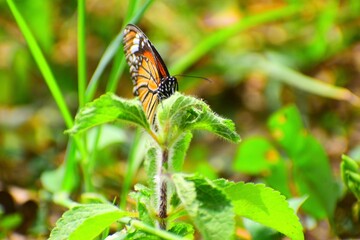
(158, 148), (169, 229)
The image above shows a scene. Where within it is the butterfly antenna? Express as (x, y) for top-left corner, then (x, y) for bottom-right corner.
(174, 74), (212, 83)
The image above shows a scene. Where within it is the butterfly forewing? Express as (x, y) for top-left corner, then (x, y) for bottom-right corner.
(123, 24), (177, 125)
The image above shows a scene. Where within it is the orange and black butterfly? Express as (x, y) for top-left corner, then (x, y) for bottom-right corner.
(123, 24), (178, 125)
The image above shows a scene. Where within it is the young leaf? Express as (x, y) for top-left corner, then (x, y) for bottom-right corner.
(267, 105), (304, 156)
(222, 182), (304, 240)
(170, 131), (193, 172)
(168, 222), (194, 239)
(49, 203), (127, 240)
(233, 136), (280, 174)
(341, 155), (360, 200)
(172, 174), (235, 240)
(264, 160), (292, 198)
(158, 93), (241, 144)
(130, 184), (155, 226)
(66, 93), (150, 135)
(268, 105), (338, 219)
(144, 146), (159, 190)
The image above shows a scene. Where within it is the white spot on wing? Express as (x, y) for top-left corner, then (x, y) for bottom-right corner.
(133, 37), (140, 45)
(130, 45), (139, 54)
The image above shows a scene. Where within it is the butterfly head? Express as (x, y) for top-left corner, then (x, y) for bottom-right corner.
(158, 76), (178, 101)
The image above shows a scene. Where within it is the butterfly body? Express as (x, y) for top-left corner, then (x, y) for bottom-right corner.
(123, 24), (178, 124)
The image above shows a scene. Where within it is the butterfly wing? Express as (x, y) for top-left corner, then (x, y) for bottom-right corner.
(123, 24), (171, 124)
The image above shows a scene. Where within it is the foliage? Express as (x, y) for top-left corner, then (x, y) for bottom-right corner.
(2, 0), (360, 239)
(234, 105), (339, 219)
(49, 204), (127, 240)
(341, 155), (360, 200)
(47, 93), (301, 239)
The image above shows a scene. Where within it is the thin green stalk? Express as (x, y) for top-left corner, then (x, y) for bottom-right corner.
(127, 0), (154, 25)
(243, 54), (360, 106)
(77, 0), (93, 192)
(83, 0), (155, 195)
(88, 127), (102, 174)
(170, 4), (302, 74)
(7, 0), (90, 193)
(84, 0), (155, 194)
(85, 0), (153, 102)
(120, 219), (183, 240)
(78, 0), (87, 107)
(106, 52), (126, 92)
(85, 31), (123, 102)
(61, 138), (78, 192)
(106, 0), (154, 93)
(123, 0), (139, 24)
(7, 0), (73, 129)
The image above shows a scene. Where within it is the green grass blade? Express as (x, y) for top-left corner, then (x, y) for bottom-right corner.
(6, 0), (74, 128)
(246, 54), (360, 105)
(170, 4), (302, 74)
(106, 0), (154, 93)
(7, 0), (90, 193)
(128, 0), (154, 24)
(106, 52), (126, 92)
(85, 0), (153, 102)
(78, 0), (87, 107)
(61, 138), (80, 192)
(85, 31), (123, 102)
(123, 0), (140, 24)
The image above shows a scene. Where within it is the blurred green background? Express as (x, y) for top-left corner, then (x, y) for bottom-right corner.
(1, 0), (360, 239)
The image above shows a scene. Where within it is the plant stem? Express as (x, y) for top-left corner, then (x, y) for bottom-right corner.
(158, 148), (169, 229)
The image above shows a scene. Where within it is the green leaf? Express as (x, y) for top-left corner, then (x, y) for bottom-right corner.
(49, 203), (127, 240)
(125, 230), (161, 240)
(233, 136), (280, 174)
(170, 131), (193, 172)
(158, 93), (241, 144)
(292, 135), (337, 219)
(172, 174), (235, 240)
(341, 155), (360, 200)
(130, 184), (155, 226)
(233, 136), (292, 197)
(66, 93), (150, 135)
(268, 105), (338, 219)
(267, 105), (305, 156)
(144, 146), (158, 190)
(223, 182), (304, 240)
(168, 222), (194, 239)
(264, 160), (292, 198)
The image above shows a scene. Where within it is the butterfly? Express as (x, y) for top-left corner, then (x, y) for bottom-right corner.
(123, 24), (178, 125)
